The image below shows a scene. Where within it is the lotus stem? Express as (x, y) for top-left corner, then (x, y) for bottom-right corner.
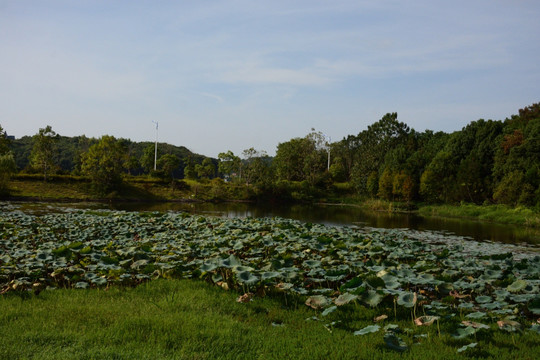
(394, 298), (397, 321)
(437, 318), (441, 338)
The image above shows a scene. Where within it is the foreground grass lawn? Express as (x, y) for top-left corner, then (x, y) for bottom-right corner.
(1, 280), (539, 360)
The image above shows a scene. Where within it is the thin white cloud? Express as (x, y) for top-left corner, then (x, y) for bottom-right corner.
(219, 64), (333, 86)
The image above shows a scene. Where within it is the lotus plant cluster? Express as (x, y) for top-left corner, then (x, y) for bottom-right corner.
(1, 204), (539, 352)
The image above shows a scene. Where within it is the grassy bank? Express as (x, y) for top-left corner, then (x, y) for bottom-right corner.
(2, 280), (538, 360)
(5, 176), (253, 202)
(418, 203), (540, 228)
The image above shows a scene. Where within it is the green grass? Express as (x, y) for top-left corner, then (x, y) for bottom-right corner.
(418, 203), (540, 228)
(8, 179), (93, 200)
(1, 280), (539, 359)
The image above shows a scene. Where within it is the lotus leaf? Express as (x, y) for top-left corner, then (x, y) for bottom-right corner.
(74, 281), (89, 289)
(507, 279), (527, 293)
(131, 259), (149, 269)
(322, 306), (337, 317)
(475, 295), (492, 304)
(497, 319), (521, 332)
(414, 316), (438, 326)
(334, 293), (358, 306)
(354, 324), (380, 335)
(303, 260), (321, 268)
(305, 295), (331, 309)
(92, 277), (108, 286)
(461, 321), (490, 330)
(200, 263), (218, 273)
(261, 271), (281, 281)
(465, 312), (487, 320)
(236, 271), (259, 285)
(457, 343), (477, 353)
(397, 292), (416, 308)
(362, 290), (383, 307)
(528, 295), (540, 315)
(452, 326), (476, 339)
(383, 332), (408, 352)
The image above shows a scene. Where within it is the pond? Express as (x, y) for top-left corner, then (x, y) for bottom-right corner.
(5, 200), (539, 247)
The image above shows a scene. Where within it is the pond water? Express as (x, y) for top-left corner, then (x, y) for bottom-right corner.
(6, 200), (539, 247)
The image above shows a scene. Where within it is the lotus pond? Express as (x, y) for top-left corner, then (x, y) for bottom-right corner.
(1, 202), (539, 354)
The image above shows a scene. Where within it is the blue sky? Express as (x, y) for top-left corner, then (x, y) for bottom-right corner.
(1, 0), (539, 157)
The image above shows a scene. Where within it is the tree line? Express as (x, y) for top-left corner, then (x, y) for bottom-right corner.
(1, 102), (539, 206)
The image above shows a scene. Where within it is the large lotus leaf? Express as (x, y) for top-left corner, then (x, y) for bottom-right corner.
(461, 321), (490, 330)
(381, 275), (401, 289)
(507, 279), (527, 293)
(362, 290), (383, 307)
(475, 295), (492, 304)
(233, 265), (254, 273)
(261, 271), (281, 280)
(74, 281), (89, 289)
(494, 289), (510, 301)
(435, 282), (453, 296)
(275, 282), (294, 291)
(397, 292), (417, 308)
(236, 271), (259, 285)
(510, 294), (536, 303)
(452, 326), (476, 339)
(383, 333), (408, 352)
(529, 324), (540, 334)
(200, 263), (218, 273)
(528, 295), (540, 315)
(131, 259), (149, 269)
(482, 269), (503, 280)
(303, 260), (321, 268)
(334, 293), (358, 306)
(414, 316), (438, 326)
(354, 324), (380, 336)
(465, 311), (487, 320)
(481, 301), (505, 310)
(457, 343), (477, 353)
(220, 255), (241, 268)
(322, 306), (337, 317)
(305, 295), (331, 309)
(91, 277), (108, 286)
(497, 319), (521, 332)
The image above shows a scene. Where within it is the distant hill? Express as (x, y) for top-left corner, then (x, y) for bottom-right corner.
(9, 135), (211, 178)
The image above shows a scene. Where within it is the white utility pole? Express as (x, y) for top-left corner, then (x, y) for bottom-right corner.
(323, 134), (331, 171)
(152, 120), (158, 171)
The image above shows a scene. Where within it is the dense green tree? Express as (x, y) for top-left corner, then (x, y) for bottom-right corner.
(196, 158), (216, 179)
(218, 151), (241, 181)
(80, 136), (126, 191)
(30, 125), (58, 181)
(274, 138), (311, 181)
(331, 135), (361, 181)
(492, 103), (540, 206)
(366, 171), (379, 198)
(273, 129), (327, 185)
(0, 125), (16, 194)
(0, 125), (10, 155)
(351, 113), (410, 194)
(0, 152), (16, 193)
(140, 144), (156, 173)
(241, 148), (273, 186)
(157, 154), (181, 180)
(377, 168), (394, 201)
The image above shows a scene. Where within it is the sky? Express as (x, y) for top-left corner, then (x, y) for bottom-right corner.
(1, 0), (539, 157)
